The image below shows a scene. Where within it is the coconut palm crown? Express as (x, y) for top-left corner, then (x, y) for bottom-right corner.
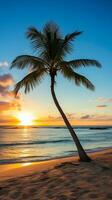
(11, 22), (101, 162)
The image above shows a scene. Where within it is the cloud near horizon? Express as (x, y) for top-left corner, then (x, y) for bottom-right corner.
(80, 114), (93, 119)
(35, 112), (112, 126)
(0, 117), (19, 124)
(37, 113), (76, 123)
(96, 104), (107, 108)
(0, 101), (21, 112)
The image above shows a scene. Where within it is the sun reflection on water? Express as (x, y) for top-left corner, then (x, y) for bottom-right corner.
(22, 162), (32, 166)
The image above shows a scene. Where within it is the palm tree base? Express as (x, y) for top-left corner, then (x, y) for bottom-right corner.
(78, 156), (92, 162)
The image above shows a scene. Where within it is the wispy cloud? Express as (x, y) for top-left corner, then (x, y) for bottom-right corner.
(81, 114), (92, 119)
(96, 104), (107, 108)
(108, 98), (112, 102)
(80, 113), (112, 122)
(0, 61), (9, 68)
(97, 97), (112, 104)
(36, 112), (112, 125)
(39, 113), (76, 122)
(89, 97), (112, 104)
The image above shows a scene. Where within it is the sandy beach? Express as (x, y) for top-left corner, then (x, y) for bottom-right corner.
(0, 148), (112, 200)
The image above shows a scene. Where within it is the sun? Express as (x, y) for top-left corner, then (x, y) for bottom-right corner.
(18, 111), (34, 126)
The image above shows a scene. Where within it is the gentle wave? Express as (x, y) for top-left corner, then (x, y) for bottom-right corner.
(0, 126), (112, 164)
(0, 155), (50, 164)
(0, 139), (72, 147)
(0, 138), (106, 148)
(0, 137), (108, 147)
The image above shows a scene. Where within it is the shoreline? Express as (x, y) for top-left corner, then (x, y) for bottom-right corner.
(0, 145), (112, 166)
(0, 147), (112, 181)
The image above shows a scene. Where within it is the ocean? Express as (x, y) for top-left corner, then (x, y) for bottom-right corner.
(0, 126), (112, 164)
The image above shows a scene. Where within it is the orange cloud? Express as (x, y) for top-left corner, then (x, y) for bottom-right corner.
(0, 74), (13, 86)
(0, 116), (19, 125)
(0, 74), (14, 98)
(0, 101), (21, 112)
(0, 72), (22, 125)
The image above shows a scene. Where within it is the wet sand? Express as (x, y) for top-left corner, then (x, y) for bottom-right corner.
(0, 148), (112, 200)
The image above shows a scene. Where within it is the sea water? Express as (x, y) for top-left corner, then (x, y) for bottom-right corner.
(0, 126), (112, 164)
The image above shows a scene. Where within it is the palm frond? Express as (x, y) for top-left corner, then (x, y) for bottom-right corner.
(53, 31), (82, 61)
(43, 22), (61, 38)
(10, 21), (101, 94)
(11, 55), (48, 70)
(40, 22), (63, 62)
(26, 27), (45, 52)
(62, 31), (82, 54)
(14, 68), (46, 95)
(61, 66), (95, 90)
(59, 59), (101, 69)
(64, 31), (82, 43)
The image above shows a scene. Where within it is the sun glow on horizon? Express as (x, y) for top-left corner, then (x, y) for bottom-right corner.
(18, 111), (34, 126)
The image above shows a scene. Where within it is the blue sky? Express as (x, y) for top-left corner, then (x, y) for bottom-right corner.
(0, 0), (112, 125)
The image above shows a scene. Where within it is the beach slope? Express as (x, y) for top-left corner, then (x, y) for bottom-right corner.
(0, 148), (112, 200)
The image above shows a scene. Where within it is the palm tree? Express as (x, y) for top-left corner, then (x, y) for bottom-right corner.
(11, 22), (101, 162)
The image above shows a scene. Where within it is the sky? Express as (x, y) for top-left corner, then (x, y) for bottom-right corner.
(0, 0), (112, 125)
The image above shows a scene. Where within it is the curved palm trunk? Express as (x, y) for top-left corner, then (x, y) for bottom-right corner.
(50, 75), (91, 162)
